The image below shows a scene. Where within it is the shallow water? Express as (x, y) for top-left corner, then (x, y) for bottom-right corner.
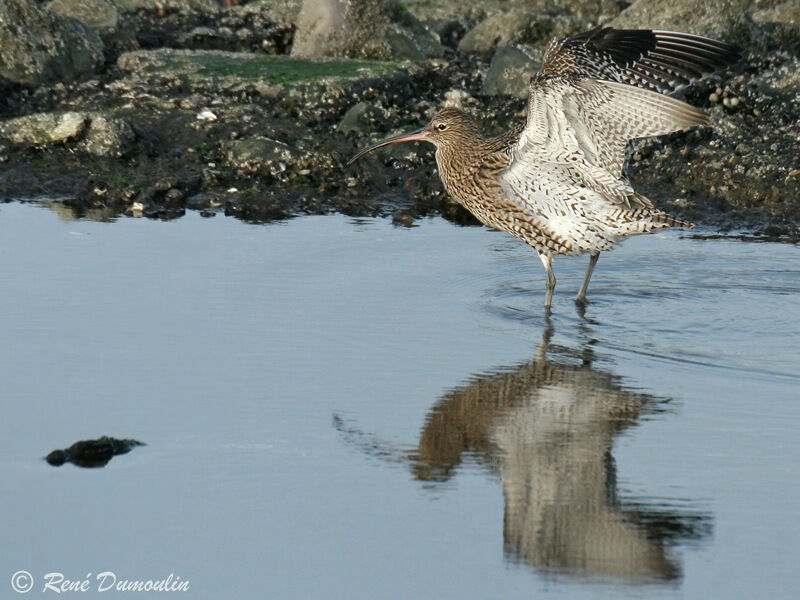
(1, 202), (798, 599)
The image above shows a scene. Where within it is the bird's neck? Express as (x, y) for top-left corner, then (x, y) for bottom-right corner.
(435, 131), (517, 204)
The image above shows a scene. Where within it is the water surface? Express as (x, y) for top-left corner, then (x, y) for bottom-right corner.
(1, 202), (798, 598)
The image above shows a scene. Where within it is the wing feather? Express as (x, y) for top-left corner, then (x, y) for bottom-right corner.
(499, 78), (708, 215)
(494, 27), (731, 251)
(540, 27), (740, 95)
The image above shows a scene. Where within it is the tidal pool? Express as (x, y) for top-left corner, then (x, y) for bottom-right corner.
(1, 202), (798, 598)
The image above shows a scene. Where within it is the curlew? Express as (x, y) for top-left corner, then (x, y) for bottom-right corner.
(348, 27), (739, 308)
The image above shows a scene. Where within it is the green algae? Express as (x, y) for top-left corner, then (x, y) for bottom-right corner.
(120, 49), (401, 86)
(188, 53), (400, 84)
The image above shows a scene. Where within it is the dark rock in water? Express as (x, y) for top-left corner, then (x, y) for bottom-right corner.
(45, 436), (145, 468)
(0, 0), (104, 85)
(186, 191), (223, 210)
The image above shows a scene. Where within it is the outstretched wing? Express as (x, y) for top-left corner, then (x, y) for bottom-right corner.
(541, 27), (740, 95)
(499, 77), (708, 212)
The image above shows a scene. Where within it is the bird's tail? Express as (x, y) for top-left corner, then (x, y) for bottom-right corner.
(609, 205), (693, 235)
(623, 192), (693, 230)
(646, 209), (694, 229)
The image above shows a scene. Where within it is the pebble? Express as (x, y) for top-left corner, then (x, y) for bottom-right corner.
(442, 89), (472, 109)
(197, 109), (217, 121)
(392, 211), (414, 227)
(165, 188), (185, 203)
(722, 96), (740, 108)
(154, 177), (177, 192)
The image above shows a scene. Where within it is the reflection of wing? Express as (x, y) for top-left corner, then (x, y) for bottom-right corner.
(333, 330), (713, 582)
(497, 78), (703, 247)
(411, 343), (711, 582)
(415, 351), (650, 483)
(541, 27), (740, 94)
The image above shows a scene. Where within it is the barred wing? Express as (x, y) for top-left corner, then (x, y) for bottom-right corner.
(499, 78), (708, 210)
(541, 27), (740, 95)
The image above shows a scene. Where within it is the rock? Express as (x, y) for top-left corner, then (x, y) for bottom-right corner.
(629, 52), (800, 232)
(0, 112), (87, 144)
(458, 11), (550, 53)
(292, 0), (345, 57)
(46, 0), (119, 34)
(78, 115), (136, 157)
(235, 0), (303, 26)
(116, 49), (407, 102)
(164, 188), (186, 203)
(186, 191), (223, 210)
(442, 89), (473, 109)
(391, 210), (414, 227)
(0, 111), (134, 156)
(611, 0), (797, 50)
(426, 19), (466, 49)
(113, 0), (220, 10)
(224, 136), (302, 174)
(154, 177), (179, 192)
(482, 46), (539, 98)
(337, 102), (385, 133)
(458, 0), (620, 53)
(752, 1), (800, 50)
(0, 0), (104, 85)
(291, 0), (443, 60)
(45, 436), (145, 468)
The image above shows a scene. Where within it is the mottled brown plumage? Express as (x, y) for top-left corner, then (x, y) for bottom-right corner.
(348, 27), (740, 308)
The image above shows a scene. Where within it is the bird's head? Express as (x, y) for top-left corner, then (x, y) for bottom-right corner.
(346, 107), (480, 165)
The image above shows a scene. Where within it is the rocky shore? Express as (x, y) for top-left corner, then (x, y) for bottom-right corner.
(0, 0), (797, 238)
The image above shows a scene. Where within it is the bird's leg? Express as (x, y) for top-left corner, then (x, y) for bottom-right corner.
(575, 252), (600, 305)
(538, 254), (556, 309)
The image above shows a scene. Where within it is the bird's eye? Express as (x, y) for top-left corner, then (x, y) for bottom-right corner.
(436, 123), (447, 131)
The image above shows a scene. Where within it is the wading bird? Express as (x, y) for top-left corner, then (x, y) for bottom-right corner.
(348, 28), (739, 308)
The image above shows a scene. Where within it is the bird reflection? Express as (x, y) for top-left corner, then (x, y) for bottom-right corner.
(335, 319), (710, 583)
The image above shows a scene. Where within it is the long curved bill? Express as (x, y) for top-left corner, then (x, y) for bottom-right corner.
(346, 128), (430, 166)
